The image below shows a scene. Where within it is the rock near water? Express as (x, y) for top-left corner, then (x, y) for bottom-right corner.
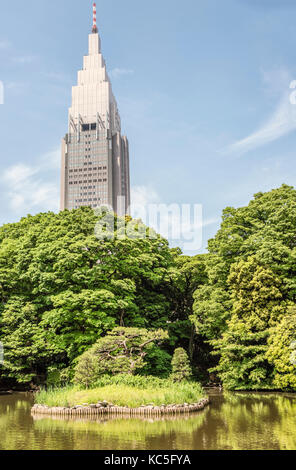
(31, 397), (210, 417)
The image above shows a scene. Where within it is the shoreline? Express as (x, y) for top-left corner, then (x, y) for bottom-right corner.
(31, 397), (210, 417)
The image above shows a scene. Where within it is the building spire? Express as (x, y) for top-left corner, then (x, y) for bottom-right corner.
(92, 2), (98, 33)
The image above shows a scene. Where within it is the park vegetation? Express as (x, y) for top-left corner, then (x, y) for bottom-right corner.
(36, 374), (205, 408)
(0, 184), (296, 392)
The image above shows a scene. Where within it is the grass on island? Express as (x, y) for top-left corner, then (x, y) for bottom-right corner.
(35, 375), (206, 408)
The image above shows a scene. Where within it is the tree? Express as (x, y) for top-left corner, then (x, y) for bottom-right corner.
(193, 185), (296, 336)
(0, 208), (175, 385)
(171, 348), (192, 382)
(192, 185), (296, 388)
(73, 351), (101, 389)
(74, 327), (169, 387)
(212, 257), (288, 390)
(266, 307), (296, 390)
(0, 298), (55, 384)
(167, 254), (208, 356)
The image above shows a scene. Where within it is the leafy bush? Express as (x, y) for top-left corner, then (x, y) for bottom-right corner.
(171, 348), (192, 382)
(138, 346), (172, 378)
(46, 366), (74, 388)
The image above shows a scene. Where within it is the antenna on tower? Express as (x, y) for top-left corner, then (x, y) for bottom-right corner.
(92, 2), (98, 33)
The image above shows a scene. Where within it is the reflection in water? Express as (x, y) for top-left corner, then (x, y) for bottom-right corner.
(207, 392), (296, 450)
(0, 391), (295, 450)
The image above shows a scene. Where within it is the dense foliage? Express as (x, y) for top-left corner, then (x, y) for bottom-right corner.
(192, 184), (296, 390)
(74, 327), (168, 387)
(1, 184), (296, 391)
(171, 348), (192, 382)
(0, 209), (175, 384)
(266, 308), (296, 390)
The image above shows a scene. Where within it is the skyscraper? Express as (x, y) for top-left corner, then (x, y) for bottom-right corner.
(60, 3), (130, 215)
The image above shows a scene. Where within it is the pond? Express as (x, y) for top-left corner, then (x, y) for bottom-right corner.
(0, 390), (295, 450)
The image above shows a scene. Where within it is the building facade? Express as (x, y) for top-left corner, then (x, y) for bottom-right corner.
(60, 6), (130, 215)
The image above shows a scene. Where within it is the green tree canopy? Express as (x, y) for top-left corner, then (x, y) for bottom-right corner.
(266, 307), (296, 390)
(212, 257), (287, 390)
(193, 185), (296, 335)
(192, 185), (296, 390)
(74, 327), (169, 387)
(0, 208), (174, 384)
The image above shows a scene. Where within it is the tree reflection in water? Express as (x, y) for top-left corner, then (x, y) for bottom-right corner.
(0, 392), (296, 450)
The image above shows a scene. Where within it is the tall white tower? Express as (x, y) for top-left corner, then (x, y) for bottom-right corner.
(60, 3), (130, 215)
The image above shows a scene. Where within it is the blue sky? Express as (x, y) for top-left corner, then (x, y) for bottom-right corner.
(1, 0), (296, 253)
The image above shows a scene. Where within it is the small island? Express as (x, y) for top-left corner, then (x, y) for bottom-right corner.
(32, 328), (209, 416)
(32, 380), (209, 417)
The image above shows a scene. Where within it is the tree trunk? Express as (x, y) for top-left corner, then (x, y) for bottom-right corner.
(189, 324), (195, 360)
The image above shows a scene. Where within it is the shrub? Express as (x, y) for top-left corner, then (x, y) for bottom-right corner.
(138, 346), (172, 378)
(73, 352), (100, 388)
(46, 366), (74, 387)
(171, 348), (192, 382)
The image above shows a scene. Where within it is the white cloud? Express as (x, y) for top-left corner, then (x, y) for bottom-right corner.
(131, 185), (219, 220)
(223, 67), (296, 156)
(261, 67), (292, 95)
(40, 148), (61, 171)
(3, 164), (38, 186)
(131, 185), (160, 207)
(225, 93), (296, 155)
(109, 68), (134, 79)
(202, 216), (221, 227)
(130, 185), (219, 252)
(1, 149), (60, 215)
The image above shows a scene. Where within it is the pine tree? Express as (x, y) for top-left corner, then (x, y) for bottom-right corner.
(171, 348), (192, 382)
(212, 257), (288, 390)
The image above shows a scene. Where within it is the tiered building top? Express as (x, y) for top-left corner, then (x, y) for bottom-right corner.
(60, 3), (130, 215)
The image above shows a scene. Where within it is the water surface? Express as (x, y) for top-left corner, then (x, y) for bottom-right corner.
(0, 390), (295, 450)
